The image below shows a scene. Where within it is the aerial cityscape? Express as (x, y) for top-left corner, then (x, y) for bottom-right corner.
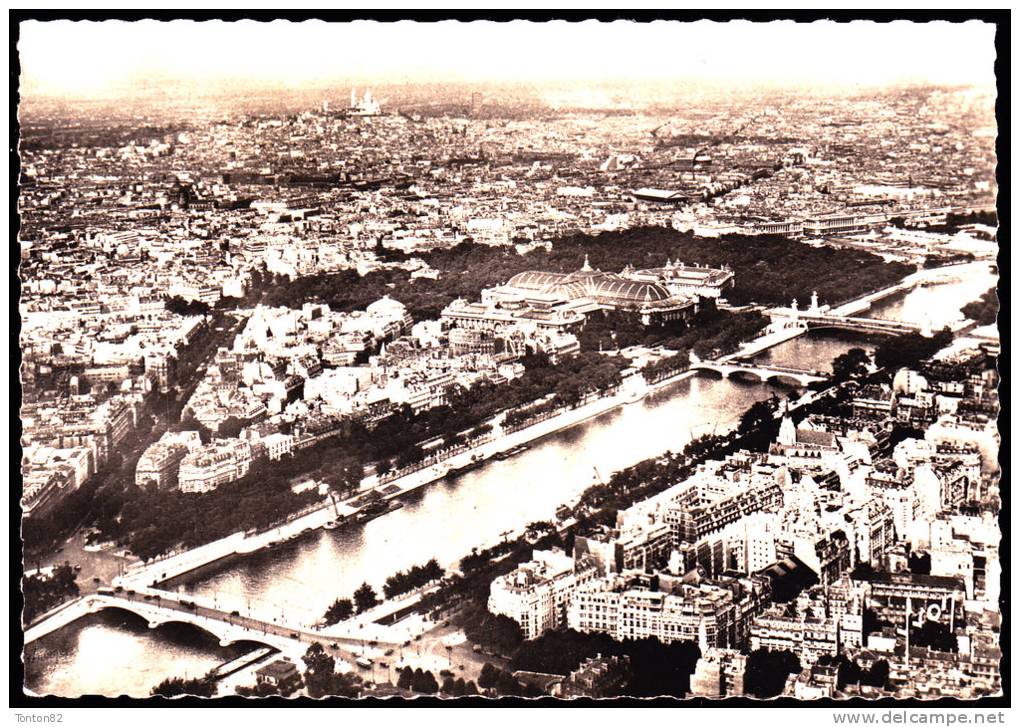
(17, 19), (1001, 703)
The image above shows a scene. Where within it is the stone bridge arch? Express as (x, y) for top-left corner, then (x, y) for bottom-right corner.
(764, 372), (811, 388)
(88, 599), (275, 649)
(725, 368), (768, 384)
(691, 364), (726, 380)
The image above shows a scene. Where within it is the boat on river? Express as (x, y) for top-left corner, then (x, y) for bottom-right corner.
(446, 456), (485, 478)
(495, 444), (530, 460)
(355, 499), (403, 525)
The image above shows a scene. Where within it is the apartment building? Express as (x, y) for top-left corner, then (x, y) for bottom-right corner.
(135, 430), (203, 489)
(568, 571), (771, 650)
(487, 550), (598, 640)
(177, 438), (253, 493)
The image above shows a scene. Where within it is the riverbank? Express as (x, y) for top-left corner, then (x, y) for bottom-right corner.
(113, 322), (811, 590)
(115, 380), (644, 588)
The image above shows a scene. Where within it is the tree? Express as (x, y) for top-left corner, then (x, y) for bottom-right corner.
(738, 393), (775, 434)
(412, 669), (439, 694)
(961, 288), (998, 326)
(522, 681), (544, 698)
(423, 558), (443, 582)
(397, 666), (414, 690)
(178, 409), (212, 444)
(868, 660), (891, 690)
(874, 329), (953, 372)
(738, 397), (778, 435)
(302, 642), (336, 699)
(836, 656), (891, 691)
(862, 608), (885, 637)
(835, 655), (863, 690)
(235, 681), (286, 697)
(478, 662), (500, 689)
(302, 643), (361, 698)
(353, 582), (379, 614)
(464, 680), (479, 696)
(441, 676), (456, 694)
(166, 296), (211, 317)
(912, 620), (958, 653)
(462, 608), (524, 656)
(908, 551), (931, 575)
(328, 673), (362, 698)
(851, 561), (876, 580)
(332, 458), (364, 496)
(832, 348), (871, 382)
(22, 563), (80, 624)
(323, 598), (354, 625)
(744, 648), (801, 699)
(217, 416), (246, 439)
(495, 669), (523, 696)
(383, 559), (446, 599)
(395, 445), (425, 470)
(151, 673), (216, 698)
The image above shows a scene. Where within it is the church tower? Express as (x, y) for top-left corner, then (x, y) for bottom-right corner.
(778, 415), (797, 447)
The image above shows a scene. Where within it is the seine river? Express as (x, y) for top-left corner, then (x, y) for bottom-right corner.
(24, 267), (996, 697)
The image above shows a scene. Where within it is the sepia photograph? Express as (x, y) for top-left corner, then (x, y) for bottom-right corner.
(13, 11), (1005, 712)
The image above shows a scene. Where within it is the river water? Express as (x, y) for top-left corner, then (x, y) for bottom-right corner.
(174, 373), (796, 623)
(22, 610), (253, 698)
(24, 267), (996, 697)
(867, 264), (997, 329)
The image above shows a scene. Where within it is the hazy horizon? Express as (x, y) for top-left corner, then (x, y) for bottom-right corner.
(18, 19), (997, 101)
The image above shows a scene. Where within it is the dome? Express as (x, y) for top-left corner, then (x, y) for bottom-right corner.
(592, 278), (674, 304)
(545, 280), (590, 300)
(506, 270), (571, 291)
(506, 271), (595, 301)
(505, 268), (685, 309)
(366, 295), (408, 316)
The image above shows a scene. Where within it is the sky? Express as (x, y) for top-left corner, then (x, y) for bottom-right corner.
(18, 19), (998, 98)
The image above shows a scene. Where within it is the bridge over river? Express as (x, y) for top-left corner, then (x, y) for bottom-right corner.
(24, 589), (405, 657)
(767, 263), (987, 337)
(796, 313), (925, 335)
(690, 360), (827, 387)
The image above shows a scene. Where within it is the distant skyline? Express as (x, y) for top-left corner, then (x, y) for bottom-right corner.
(19, 20), (997, 99)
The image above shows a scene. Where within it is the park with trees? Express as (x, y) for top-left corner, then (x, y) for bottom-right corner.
(961, 287), (998, 326)
(873, 329), (953, 372)
(22, 563), (79, 624)
(578, 301), (767, 361)
(509, 629), (700, 698)
(259, 228), (915, 322)
(831, 347), (872, 382)
(301, 643), (362, 698)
